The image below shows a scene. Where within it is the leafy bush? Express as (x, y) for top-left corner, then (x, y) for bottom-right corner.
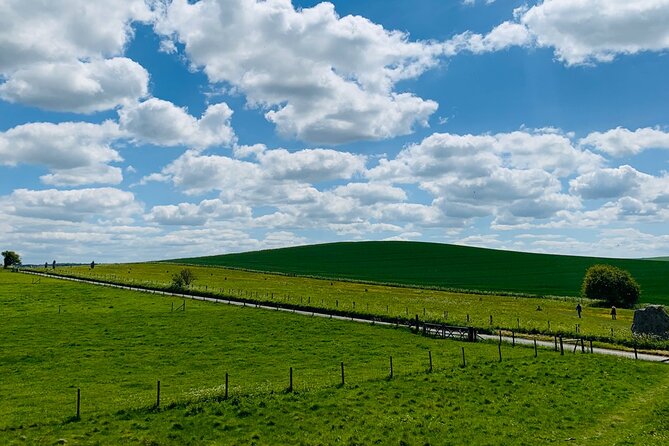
(2, 250), (21, 269)
(171, 268), (196, 290)
(581, 264), (640, 308)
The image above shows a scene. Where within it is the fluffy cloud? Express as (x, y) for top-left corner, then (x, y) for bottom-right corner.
(580, 127), (669, 157)
(333, 183), (407, 205)
(0, 0), (152, 71)
(0, 121), (123, 186)
(369, 130), (593, 222)
(118, 98), (236, 149)
(569, 165), (651, 199)
(0, 100), (239, 186)
(40, 165), (124, 187)
(0, 58), (149, 113)
(0, 0), (153, 111)
(521, 0), (669, 65)
(368, 130), (601, 182)
(569, 165), (669, 222)
(449, 1), (669, 66)
(151, 147), (366, 196)
(147, 199), (251, 226)
(7, 188), (141, 222)
(155, 0), (441, 143)
(257, 149), (366, 183)
(443, 21), (532, 55)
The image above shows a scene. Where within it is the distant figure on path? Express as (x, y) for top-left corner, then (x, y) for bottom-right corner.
(611, 306), (617, 320)
(44, 262), (48, 269)
(576, 303), (582, 318)
(52, 260), (56, 270)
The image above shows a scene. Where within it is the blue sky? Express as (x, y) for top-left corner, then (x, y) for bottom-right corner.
(1, 0), (669, 263)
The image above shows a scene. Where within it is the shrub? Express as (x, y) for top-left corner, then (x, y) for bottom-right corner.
(581, 264), (640, 308)
(2, 250), (21, 269)
(171, 268), (196, 290)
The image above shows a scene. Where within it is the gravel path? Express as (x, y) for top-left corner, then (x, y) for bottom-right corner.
(22, 270), (669, 364)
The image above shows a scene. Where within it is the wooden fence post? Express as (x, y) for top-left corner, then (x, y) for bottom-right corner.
(156, 380), (161, 409)
(461, 347), (466, 367)
(559, 336), (564, 355)
(498, 343), (502, 362)
(389, 356), (394, 379)
(76, 388), (81, 419)
(341, 362), (345, 386)
(289, 367), (293, 392)
(590, 340), (593, 354)
(428, 351), (433, 373)
(534, 338), (538, 358)
(512, 331), (515, 347)
(225, 372), (229, 399)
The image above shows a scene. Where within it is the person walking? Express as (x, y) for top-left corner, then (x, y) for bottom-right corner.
(611, 305), (617, 320)
(576, 303), (582, 318)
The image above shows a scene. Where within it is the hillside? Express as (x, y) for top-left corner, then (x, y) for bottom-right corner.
(168, 241), (669, 303)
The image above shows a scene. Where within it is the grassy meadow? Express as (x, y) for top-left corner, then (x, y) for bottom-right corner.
(49, 262), (647, 347)
(2, 268), (669, 445)
(171, 241), (669, 303)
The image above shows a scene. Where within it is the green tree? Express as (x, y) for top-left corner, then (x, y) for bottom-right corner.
(171, 268), (195, 290)
(2, 251), (21, 269)
(581, 264), (640, 308)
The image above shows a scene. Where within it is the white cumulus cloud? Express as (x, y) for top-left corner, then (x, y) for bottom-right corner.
(147, 199), (251, 226)
(0, 0), (153, 111)
(0, 121), (124, 186)
(8, 188), (141, 222)
(119, 98), (236, 149)
(580, 127), (669, 157)
(0, 58), (149, 113)
(447, 1), (669, 66)
(155, 0), (441, 144)
(521, 0), (669, 65)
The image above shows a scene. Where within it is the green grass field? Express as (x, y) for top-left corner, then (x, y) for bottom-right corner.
(48, 262), (651, 348)
(2, 269), (669, 445)
(170, 241), (669, 304)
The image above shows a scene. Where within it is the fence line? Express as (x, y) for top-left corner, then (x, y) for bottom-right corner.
(59, 342), (574, 421)
(18, 270), (669, 362)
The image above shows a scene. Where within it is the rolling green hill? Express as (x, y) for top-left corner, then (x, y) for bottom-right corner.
(170, 241), (669, 303)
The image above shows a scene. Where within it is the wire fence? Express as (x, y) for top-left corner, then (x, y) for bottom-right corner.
(21, 338), (593, 424)
(21, 269), (658, 351)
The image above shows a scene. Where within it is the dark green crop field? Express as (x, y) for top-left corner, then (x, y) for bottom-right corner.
(171, 241), (669, 303)
(3, 269), (669, 445)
